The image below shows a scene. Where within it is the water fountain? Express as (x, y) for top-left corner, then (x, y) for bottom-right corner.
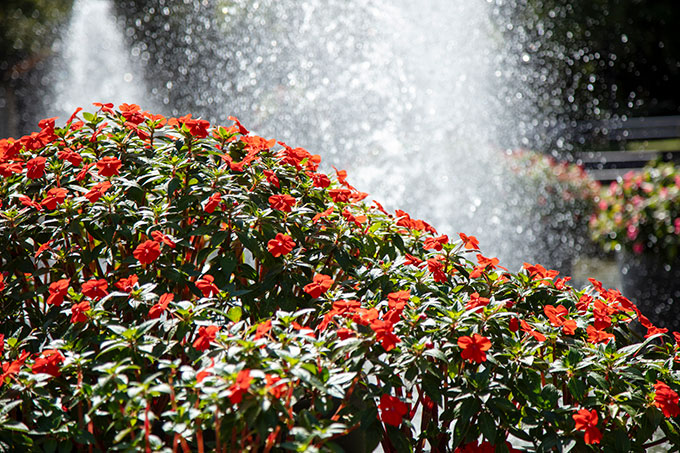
(52, 0), (152, 118)
(47, 0), (572, 271)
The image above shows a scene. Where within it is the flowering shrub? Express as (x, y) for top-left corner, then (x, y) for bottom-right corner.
(506, 150), (600, 271)
(590, 161), (680, 262)
(1, 105), (680, 452)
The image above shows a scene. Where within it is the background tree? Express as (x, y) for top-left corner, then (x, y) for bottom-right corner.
(0, 0), (73, 137)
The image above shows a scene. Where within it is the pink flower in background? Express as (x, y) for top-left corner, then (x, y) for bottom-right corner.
(632, 242), (645, 255)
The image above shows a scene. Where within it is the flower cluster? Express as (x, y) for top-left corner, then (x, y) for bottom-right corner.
(0, 105), (679, 451)
(590, 161), (680, 262)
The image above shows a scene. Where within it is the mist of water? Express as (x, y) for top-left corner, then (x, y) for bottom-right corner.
(50, 0), (566, 270)
(52, 0), (152, 117)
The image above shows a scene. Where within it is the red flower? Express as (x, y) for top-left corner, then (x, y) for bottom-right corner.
(114, 275), (138, 292)
(654, 381), (680, 418)
(41, 187), (68, 210)
(329, 188), (352, 203)
(427, 258), (447, 283)
(268, 194), (296, 212)
(370, 319), (400, 351)
(84, 181), (112, 203)
(341, 208), (367, 227)
(639, 314), (669, 338)
(151, 230), (176, 249)
(387, 290), (410, 311)
(267, 233), (296, 257)
(586, 325), (614, 344)
(573, 409), (602, 445)
(46, 279), (70, 306)
(378, 394), (409, 427)
(196, 274), (219, 297)
(469, 254), (503, 278)
(96, 156), (122, 177)
(196, 358), (215, 383)
(458, 232), (479, 250)
(457, 334), (492, 363)
(592, 300), (613, 330)
(228, 116), (250, 135)
(32, 349), (65, 377)
(93, 102), (115, 114)
(75, 162), (95, 181)
(70, 301), (90, 323)
(291, 322), (315, 337)
(509, 317), (520, 332)
(228, 369), (253, 404)
(26, 156), (46, 179)
(561, 319), (577, 335)
(0, 161), (23, 177)
(348, 190), (368, 203)
(254, 319), (272, 340)
(263, 169), (280, 188)
(193, 325), (219, 351)
(204, 192), (222, 213)
(134, 240), (161, 265)
(19, 195), (42, 211)
(354, 308), (380, 326)
(544, 304), (576, 334)
(465, 292), (490, 311)
(170, 114), (210, 138)
(333, 299), (362, 316)
(523, 262), (559, 281)
(544, 304), (567, 325)
(336, 328), (355, 340)
(577, 294), (593, 313)
(0, 351), (30, 386)
(149, 293), (173, 319)
(520, 320), (547, 342)
(57, 149), (83, 166)
(423, 235), (448, 251)
(312, 206), (334, 223)
(119, 104), (145, 125)
(403, 254), (423, 267)
(265, 374), (286, 398)
(82, 278), (108, 300)
(303, 274), (334, 298)
(35, 240), (54, 259)
(241, 135), (275, 152)
(310, 172), (331, 188)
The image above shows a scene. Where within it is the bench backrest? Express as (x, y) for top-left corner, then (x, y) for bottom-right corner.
(572, 116), (680, 183)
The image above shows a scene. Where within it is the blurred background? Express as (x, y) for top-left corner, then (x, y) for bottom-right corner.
(3, 1), (679, 140)
(1, 0), (680, 283)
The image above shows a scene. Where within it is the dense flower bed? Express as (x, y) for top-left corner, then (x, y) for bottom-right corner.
(590, 161), (680, 262)
(1, 105), (680, 452)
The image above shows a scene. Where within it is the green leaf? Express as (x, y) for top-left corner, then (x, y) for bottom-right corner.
(421, 372), (442, 404)
(1, 421), (29, 432)
(567, 378), (587, 402)
(478, 412), (496, 443)
(167, 177), (181, 196)
(385, 425), (413, 453)
(227, 306), (242, 323)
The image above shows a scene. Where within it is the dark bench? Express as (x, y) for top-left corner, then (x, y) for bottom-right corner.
(571, 116), (680, 183)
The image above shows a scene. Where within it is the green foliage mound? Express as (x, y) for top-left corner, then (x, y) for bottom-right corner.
(1, 105), (680, 452)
